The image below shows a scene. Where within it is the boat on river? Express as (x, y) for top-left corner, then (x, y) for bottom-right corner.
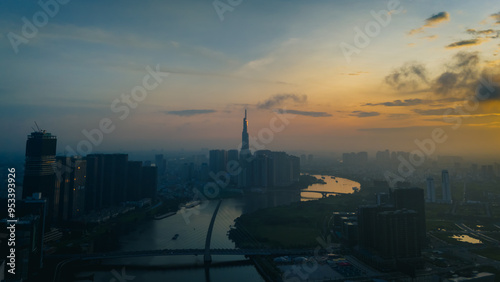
(183, 200), (201, 209)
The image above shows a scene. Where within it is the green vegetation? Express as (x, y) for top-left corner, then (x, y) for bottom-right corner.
(229, 185), (365, 249)
(229, 201), (327, 248)
(229, 174), (500, 252)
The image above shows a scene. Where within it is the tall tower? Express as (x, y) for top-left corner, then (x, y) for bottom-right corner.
(241, 109), (249, 152)
(426, 177), (435, 203)
(441, 170), (452, 204)
(22, 129), (57, 225)
(239, 110), (252, 188)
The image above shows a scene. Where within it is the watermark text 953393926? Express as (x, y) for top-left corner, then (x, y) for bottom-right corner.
(7, 168), (17, 275)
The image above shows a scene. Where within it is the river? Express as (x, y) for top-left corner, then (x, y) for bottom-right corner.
(301, 175), (360, 201)
(73, 175), (358, 281)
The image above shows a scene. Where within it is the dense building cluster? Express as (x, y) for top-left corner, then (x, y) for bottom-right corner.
(334, 187), (426, 272)
(0, 130), (158, 281)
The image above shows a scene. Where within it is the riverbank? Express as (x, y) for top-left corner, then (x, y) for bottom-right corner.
(228, 191), (366, 249)
(52, 197), (190, 254)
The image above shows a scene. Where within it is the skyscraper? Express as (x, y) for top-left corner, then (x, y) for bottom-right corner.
(239, 110), (251, 188)
(22, 130), (57, 225)
(426, 177), (435, 203)
(127, 161), (143, 201)
(85, 154), (128, 210)
(141, 166), (158, 199)
(241, 109), (249, 153)
(441, 170), (452, 204)
(393, 188), (426, 247)
(209, 150), (227, 174)
(54, 156), (86, 223)
(376, 209), (421, 259)
(155, 154), (166, 176)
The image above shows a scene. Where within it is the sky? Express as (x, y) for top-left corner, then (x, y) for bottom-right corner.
(1, 0), (500, 159)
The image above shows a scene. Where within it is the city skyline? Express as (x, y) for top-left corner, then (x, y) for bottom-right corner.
(1, 0), (500, 158)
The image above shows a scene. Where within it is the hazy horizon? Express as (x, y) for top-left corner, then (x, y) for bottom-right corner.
(2, 0), (500, 159)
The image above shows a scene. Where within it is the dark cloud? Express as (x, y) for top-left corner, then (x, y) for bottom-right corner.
(275, 109), (332, 117)
(433, 52), (480, 95)
(466, 28), (499, 38)
(490, 12), (500, 25)
(350, 111), (380, 118)
(425, 12), (450, 26)
(409, 12), (450, 35)
(445, 39), (487, 49)
(257, 94), (307, 109)
(475, 75), (500, 101)
(364, 98), (428, 107)
(385, 53), (485, 97)
(166, 109), (216, 116)
(434, 72), (458, 92)
(384, 63), (429, 90)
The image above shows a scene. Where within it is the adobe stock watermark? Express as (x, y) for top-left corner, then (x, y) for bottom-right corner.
(339, 0), (404, 63)
(109, 267), (135, 282)
(213, 0), (243, 21)
(7, 0), (71, 54)
(384, 74), (499, 187)
(180, 108), (296, 224)
(282, 235), (337, 282)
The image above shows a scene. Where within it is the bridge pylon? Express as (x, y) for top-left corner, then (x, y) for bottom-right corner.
(204, 200), (223, 264)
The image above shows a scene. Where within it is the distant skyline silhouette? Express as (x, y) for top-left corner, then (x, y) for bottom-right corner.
(1, 0), (499, 158)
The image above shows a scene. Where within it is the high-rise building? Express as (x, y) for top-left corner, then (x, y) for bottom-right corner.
(209, 150), (227, 174)
(426, 177), (435, 203)
(141, 166), (158, 199)
(154, 154), (166, 176)
(54, 156), (71, 223)
(227, 149), (239, 185)
(84, 155), (100, 212)
(53, 156), (86, 222)
(357, 205), (394, 249)
(290, 155), (300, 182)
(252, 151), (271, 188)
(241, 109), (249, 153)
(239, 110), (252, 188)
(22, 130), (57, 226)
(392, 188), (426, 246)
(376, 209), (421, 259)
(127, 161), (143, 201)
(199, 163), (209, 181)
(85, 154), (128, 210)
(71, 158), (86, 219)
(441, 170), (452, 204)
(103, 154), (128, 207)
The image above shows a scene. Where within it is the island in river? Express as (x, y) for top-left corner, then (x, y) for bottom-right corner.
(228, 174), (365, 249)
